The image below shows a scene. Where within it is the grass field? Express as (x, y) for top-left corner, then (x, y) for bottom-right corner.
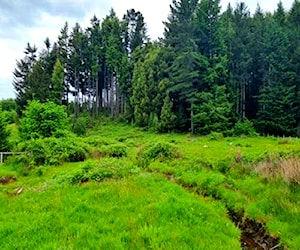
(1, 121), (300, 249)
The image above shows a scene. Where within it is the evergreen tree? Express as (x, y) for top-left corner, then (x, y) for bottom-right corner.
(160, 94), (176, 132)
(57, 22), (70, 103)
(51, 59), (64, 105)
(0, 112), (9, 151)
(102, 9), (127, 116)
(164, 0), (199, 51)
(131, 44), (160, 126)
(287, 0), (300, 135)
(192, 85), (233, 134)
(230, 3), (251, 119)
(13, 43), (37, 116)
(123, 9), (147, 55)
(256, 17), (297, 135)
(169, 48), (208, 132)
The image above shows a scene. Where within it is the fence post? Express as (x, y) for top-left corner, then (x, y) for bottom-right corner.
(0, 152), (3, 164)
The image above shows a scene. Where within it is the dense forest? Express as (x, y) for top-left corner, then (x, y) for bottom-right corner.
(12, 0), (300, 136)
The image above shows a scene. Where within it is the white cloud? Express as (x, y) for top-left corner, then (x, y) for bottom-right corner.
(111, 0), (172, 40)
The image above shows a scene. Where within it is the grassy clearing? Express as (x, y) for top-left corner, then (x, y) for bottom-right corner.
(0, 171), (240, 249)
(1, 121), (300, 249)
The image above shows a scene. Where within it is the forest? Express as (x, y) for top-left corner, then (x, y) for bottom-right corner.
(10, 0), (300, 136)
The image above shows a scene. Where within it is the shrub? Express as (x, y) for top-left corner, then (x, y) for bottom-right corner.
(207, 132), (224, 141)
(97, 144), (128, 158)
(137, 142), (180, 167)
(19, 101), (68, 140)
(233, 120), (257, 137)
(15, 137), (88, 166)
(67, 159), (138, 184)
(72, 116), (88, 136)
(1, 110), (17, 124)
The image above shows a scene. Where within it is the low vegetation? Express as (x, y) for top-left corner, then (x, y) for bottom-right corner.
(1, 121), (300, 249)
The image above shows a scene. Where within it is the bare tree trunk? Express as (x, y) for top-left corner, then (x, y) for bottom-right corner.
(242, 81), (246, 119)
(96, 77), (99, 117)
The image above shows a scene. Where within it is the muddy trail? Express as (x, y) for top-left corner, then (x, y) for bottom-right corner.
(0, 176), (16, 185)
(164, 173), (282, 250)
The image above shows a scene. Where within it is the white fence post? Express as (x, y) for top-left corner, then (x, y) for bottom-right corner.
(0, 152), (25, 164)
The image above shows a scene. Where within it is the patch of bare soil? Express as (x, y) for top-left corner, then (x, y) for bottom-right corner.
(228, 208), (282, 250)
(0, 176), (16, 185)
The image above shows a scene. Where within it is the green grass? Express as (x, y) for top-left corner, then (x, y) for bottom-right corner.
(1, 121), (300, 249)
(0, 173), (240, 249)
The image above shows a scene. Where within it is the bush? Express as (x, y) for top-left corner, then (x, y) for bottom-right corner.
(96, 144), (128, 158)
(15, 137), (88, 166)
(19, 101), (68, 140)
(137, 142), (180, 167)
(71, 112), (95, 136)
(65, 159), (138, 184)
(233, 120), (257, 137)
(207, 132), (224, 141)
(72, 116), (88, 136)
(1, 110), (17, 124)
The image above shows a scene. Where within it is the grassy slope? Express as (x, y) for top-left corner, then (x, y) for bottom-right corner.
(1, 121), (300, 249)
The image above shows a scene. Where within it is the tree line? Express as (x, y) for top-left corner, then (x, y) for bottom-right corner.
(12, 0), (300, 136)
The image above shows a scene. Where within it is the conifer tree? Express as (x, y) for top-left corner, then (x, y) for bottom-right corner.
(51, 59), (64, 105)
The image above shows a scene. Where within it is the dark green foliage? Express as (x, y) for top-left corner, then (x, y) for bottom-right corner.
(193, 85), (233, 135)
(98, 144), (128, 158)
(72, 116), (90, 136)
(16, 137), (88, 166)
(233, 120), (257, 136)
(69, 160), (136, 184)
(0, 112), (10, 151)
(20, 101), (68, 140)
(0, 99), (17, 112)
(51, 59), (64, 105)
(138, 142), (180, 167)
(160, 95), (176, 132)
(0, 111), (17, 125)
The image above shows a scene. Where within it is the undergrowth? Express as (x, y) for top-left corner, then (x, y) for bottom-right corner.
(1, 121), (300, 249)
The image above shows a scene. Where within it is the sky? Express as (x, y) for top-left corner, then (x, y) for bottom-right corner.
(0, 0), (295, 100)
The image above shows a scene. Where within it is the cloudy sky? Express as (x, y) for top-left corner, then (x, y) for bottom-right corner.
(0, 0), (295, 99)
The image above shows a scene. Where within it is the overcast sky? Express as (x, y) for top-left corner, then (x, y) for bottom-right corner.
(0, 0), (295, 99)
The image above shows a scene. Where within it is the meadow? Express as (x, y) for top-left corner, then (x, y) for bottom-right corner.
(1, 121), (300, 249)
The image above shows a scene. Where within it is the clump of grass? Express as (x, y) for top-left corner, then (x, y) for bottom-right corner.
(65, 159), (138, 184)
(207, 132), (224, 141)
(99, 144), (128, 158)
(280, 157), (300, 185)
(255, 155), (300, 184)
(137, 142), (181, 167)
(278, 138), (291, 145)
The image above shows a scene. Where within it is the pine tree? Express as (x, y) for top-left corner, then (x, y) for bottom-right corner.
(123, 9), (147, 55)
(169, 48), (208, 132)
(192, 85), (233, 134)
(51, 59), (64, 105)
(256, 17), (297, 136)
(230, 3), (251, 119)
(13, 43), (37, 116)
(164, 0), (199, 51)
(160, 94), (176, 132)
